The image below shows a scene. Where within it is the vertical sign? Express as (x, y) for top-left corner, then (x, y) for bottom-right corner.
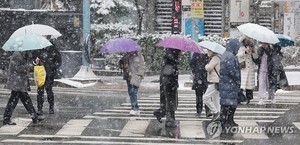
(230, 0), (249, 22)
(284, 13), (295, 39)
(191, 0), (204, 18)
(172, 0), (182, 34)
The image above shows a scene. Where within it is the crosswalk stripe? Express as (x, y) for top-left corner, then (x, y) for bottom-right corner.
(1, 139), (212, 145)
(114, 106), (289, 111)
(0, 118), (31, 135)
(119, 120), (150, 137)
(180, 121), (206, 139)
(103, 109), (285, 115)
(92, 112), (279, 119)
(121, 102), (298, 106)
(236, 121), (269, 139)
(83, 115), (275, 123)
(139, 99), (300, 103)
(17, 134), (244, 144)
(293, 122), (300, 130)
(56, 119), (92, 136)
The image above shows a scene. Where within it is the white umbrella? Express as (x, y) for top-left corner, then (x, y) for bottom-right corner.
(10, 24), (62, 39)
(198, 41), (226, 55)
(237, 23), (279, 44)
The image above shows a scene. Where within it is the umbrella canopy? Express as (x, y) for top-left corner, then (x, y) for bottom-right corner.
(275, 34), (295, 47)
(237, 23), (279, 44)
(156, 35), (203, 53)
(100, 38), (141, 54)
(198, 41), (226, 55)
(2, 33), (52, 51)
(11, 24), (62, 39)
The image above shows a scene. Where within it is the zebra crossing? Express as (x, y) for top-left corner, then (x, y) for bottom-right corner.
(0, 91), (300, 144)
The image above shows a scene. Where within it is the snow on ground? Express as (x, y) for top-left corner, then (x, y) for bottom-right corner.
(57, 71), (300, 89)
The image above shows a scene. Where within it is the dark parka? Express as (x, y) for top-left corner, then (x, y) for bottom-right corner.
(160, 49), (180, 111)
(252, 44), (286, 90)
(190, 53), (209, 90)
(219, 39), (241, 106)
(4, 51), (34, 92)
(34, 42), (62, 76)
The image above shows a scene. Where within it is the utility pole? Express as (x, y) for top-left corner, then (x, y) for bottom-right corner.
(72, 0), (97, 80)
(82, 0), (90, 66)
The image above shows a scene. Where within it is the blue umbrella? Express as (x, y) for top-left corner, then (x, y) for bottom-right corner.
(276, 34), (295, 47)
(2, 33), (52, 51)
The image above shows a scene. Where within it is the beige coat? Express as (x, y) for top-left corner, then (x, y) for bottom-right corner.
(205, 55), (221, 83)
(237, 46), (258, 90)
(128, 52), (146, 86)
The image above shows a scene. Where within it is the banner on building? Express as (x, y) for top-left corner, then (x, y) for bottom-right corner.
(184, 18), (205, 36)
(172, 0), (182, 34)
(191, 0), (204, 18)
(230, 0), (249, 22)
(284, 13), (295, 39)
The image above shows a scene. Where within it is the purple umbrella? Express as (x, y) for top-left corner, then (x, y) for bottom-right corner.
(156, 35), (203, 53)
(100, 38), (141, 53)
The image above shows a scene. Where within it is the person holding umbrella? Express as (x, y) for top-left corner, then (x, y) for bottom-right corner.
(252, 43), (283, 105)
(120, 51), (146, 116)
(189, 52), (211, 116)
(3, 51), (43, 125)
(237, 36), (258, 104)
(153, 48), (181, 127)
(198, 41), (225, 121)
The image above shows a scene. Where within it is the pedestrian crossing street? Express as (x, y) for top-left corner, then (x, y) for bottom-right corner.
(1, 92), (300, 144)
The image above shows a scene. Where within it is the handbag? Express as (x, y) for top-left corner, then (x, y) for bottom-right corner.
(239, 61), (246, 69)
(238, 90), (247, 103)
(130, 75), (142, 87)
(34, 65), (46, 87)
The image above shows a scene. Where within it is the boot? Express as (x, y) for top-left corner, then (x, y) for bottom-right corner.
(246, 89), (253, 104)
(153, 108), (166, 123)
(3, 119), (16, 125)
(227, 107), (238, 127)
(165, 111), (176, 128)
(196, 103), (202, 116)
(205, 106), (213, 117)
(49, 106), (54, 114)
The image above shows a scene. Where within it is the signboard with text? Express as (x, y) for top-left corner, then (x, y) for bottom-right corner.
(172, 0), (182, 34)
(191, 0), (204, 18)
(230, 0), (249, 22)
(284, 13), (295, 39)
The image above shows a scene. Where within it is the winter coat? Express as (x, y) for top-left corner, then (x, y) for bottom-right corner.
(160, 49), (181, 111)
(34, 43), (62, 76)
(273, 45), (289, 89)
(190, 53), (209, 90)
(219, 39), (241, 106)
(5, 51), (34, 92)
(205, 54), (221, 83)
(128, 52), (146, 86)
(237, 44), (258, 90)
(252, 45), (284, 90)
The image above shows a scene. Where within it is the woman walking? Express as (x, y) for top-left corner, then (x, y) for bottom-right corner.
(237, 36), (258, 104)
(219, 39), (241, 128)
(253, 43), (283, 105)
(203, 49), (221, 120)
(190, 52), (211, 116)
(153, 48), (181, 127)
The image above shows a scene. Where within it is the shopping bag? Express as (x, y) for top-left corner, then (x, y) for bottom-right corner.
(34, 65), (46, 87)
